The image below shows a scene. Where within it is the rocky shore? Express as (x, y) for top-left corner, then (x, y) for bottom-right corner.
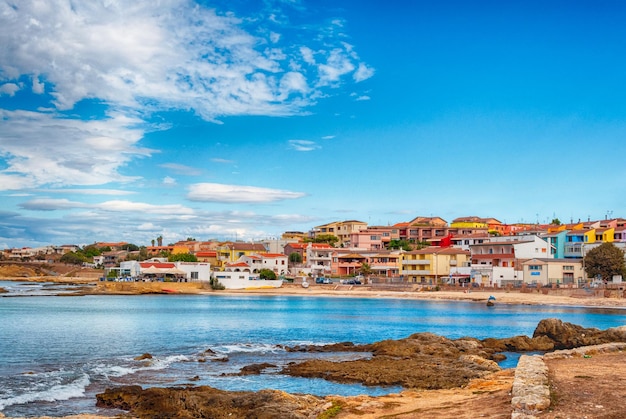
(90, 319), (626, 418)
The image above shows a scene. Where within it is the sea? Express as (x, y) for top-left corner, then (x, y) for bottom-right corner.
(1, 280), (626, 418)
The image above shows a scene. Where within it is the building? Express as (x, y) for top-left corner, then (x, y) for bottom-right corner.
(310, 220), (367, 247)
(519, 258), (584, 287)
(400, 246), (471, 284)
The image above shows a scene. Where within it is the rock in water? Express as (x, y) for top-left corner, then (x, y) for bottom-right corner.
(96, 385), (326, 419)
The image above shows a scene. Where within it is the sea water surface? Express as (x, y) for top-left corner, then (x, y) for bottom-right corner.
(1, 280), (626, 417)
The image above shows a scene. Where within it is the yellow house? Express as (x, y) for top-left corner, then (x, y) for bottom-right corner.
(216, 242), (267, 266)
(171, 245), (190, 255)
(401, 247), (470, 284)
(595, 228), (615, 243)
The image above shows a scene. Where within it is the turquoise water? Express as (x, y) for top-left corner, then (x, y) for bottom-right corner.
(1, 281), (625, 417)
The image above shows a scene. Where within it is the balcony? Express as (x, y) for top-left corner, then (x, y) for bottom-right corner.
(401, 269), (431, 275)
(402, 259), (429, 265)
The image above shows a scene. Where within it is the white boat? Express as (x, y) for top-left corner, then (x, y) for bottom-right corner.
(212, 271), (283, 290)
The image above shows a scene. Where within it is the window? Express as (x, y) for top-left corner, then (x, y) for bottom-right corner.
(529, 265), (542, 270)
(563, 265), (574, 271)
(191, 272), (199, 279)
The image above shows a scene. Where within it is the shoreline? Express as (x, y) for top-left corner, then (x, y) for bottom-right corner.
(2, 277), (626, 418)
(2, 276), (626, 309)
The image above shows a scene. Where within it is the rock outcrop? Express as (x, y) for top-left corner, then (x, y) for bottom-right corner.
(283, 332), (501, 389)
(96, 385), (326, 419)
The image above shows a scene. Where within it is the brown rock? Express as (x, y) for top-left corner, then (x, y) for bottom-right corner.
(533, 318), (626, 350)
(96, 385), (325, 418)
(134, 353), (153, 361)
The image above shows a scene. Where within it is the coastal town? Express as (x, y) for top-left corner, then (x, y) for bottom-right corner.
(3, 215), (626, 292)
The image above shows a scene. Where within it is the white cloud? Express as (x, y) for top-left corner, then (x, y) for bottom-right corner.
(318, 48), (356, 85)
(355, 95), (370, 101)
(41, 188), (135, 196)
(159, 163), (203, 176)
(211, 158), (235, 164)
(187, 183), (306, 203)
(321, 135), (335, 140)
(0, 83), (20, 96)
(288, 139), (321, 151)
(163, 176), (177, 186)
(354, 63), (375, 82)
(0, 109), (150, 191)
(0, 0), (373, 196)
(20, 197), (195, 216)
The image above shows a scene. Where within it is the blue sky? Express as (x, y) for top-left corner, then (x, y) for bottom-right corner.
(1, 0), (626, 249)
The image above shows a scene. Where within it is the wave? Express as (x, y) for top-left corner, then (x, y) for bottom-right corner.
(210, 343), (284, 355)
(0, 373), (90, 411)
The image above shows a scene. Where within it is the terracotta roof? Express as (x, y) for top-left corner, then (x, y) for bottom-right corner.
(196, 251), (217, 257)
(226, 262), (250, 267)
(338, 253), (366, 258)
(140, 262), (176, 269)
(262, 253), (288, 258)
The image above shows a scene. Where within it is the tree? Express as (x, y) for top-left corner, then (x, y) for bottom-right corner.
(584, 243), (626, 282)
(122, 243), (139, 251)
(168, 253), (198, 262)
(305, 234), (339, 247)
(259, 269), (277, 280)
(60, 252), (87, 265)
(151, 239), (155, 247)
(387, 239), (412, 251)
(359, 262), (373, 279)
(157, 236), (163, 247)
(289, 252), (303, 264)
(551, 218), (562, 225)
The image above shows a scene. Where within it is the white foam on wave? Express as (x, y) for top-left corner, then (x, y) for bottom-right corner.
(0, 373), (90, 410)
(212, 343), (283, 355)
(139, 354), (189, 371)
(92, 363), (137, 378)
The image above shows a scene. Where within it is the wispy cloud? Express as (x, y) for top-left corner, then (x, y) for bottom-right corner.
(289, 140), (321, 151)
(0, 109), (150, 191)
(162, 176), (177, 186)
(0, 1), (373, 191)
(187, 183), (306, 203)
(354, 63), (375, 82)
(211, 158), (235, 164)
(159, 163), (203, 176)
(40, 189), (136, 196)
(321, 135), (336, 140)
(20, 198), (195, 215)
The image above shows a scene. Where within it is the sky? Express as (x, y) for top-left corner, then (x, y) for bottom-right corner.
(1, 0), (626, 249)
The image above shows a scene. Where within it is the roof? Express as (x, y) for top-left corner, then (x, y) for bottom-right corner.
(140, 262), (176, 269)
(225, 262), (250, 268)
(196, 251), (217, 257)
(261, 253), (288, 258)
(286, 243), (333, 249)
(406, 247), (470, 255)
(338, 253), (366, 258)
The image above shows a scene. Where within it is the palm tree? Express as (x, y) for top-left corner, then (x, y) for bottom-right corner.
(359, 262), (373, 283)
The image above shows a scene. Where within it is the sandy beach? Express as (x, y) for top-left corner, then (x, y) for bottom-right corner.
(81, 278), (626, 311)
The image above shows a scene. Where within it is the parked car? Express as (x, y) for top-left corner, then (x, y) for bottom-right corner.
(343, 278), (361, 285)
(315, 277), (333, 284)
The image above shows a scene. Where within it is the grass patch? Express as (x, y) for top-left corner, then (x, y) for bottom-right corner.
(318, 401), (344, 419)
